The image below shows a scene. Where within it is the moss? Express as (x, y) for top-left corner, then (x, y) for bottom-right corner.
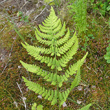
(0, 3), (110, 110)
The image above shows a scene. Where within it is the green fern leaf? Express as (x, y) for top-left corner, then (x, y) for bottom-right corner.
(20, 61), (37, 73)
(48, 90), (54, 101)
(51, 74), (57, 85)
(20, 7), (88, 108)
(51, 90), (57, 105)
(44, 73), (51, 80)
(58, 32), (77, 55)
(79, 103), (92, 110)
(47, 73), (54, 81)
(59, 92), (63, 101)
(56, 28), (70, 46)
(44, 90), (51, 99)
(59, 36), (78, 68)
(21, 42), (51, 55)
(70, 67), (81, 91)
(37, 105), (43, 110)
(31, 103), (37, 110)
(35, 31), (51, 45)
(67, 52), (88, 76)
(42, 90), (47, 97)
(35, 28), (52, 40)
(51, 98), (57, 105)
(54, 22), (66, 39)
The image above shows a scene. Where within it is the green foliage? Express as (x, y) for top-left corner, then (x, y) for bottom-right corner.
(67, 0), (88, 51)
(44, 0), (55, 5)
(17, 11), (29, 22)
(0, 3), (109, 109)
(4, 11), (25, 42)
(81, 35), (89, 51)
(31, 103), (37, 110)
(89, 0), (110, 16)
(44, 0), (61, 7)
(78, 103), (92, 110)
(68, 0), (87, 35)
(31, 103), (43, 110)
(104, 43), (110, 63)
(105, 17), (110, 28)
(20, 7), (88, 109)
(31, 102), (92, 110)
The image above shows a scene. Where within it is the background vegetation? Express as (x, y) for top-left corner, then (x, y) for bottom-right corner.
(0, 0), (110, 110)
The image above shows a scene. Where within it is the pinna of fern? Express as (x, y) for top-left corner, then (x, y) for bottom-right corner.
(20, 7), (88, 109)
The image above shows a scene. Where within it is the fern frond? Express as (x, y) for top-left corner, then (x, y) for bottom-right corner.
(35, 31), (52, 46)
(40, 18), (61, 31)
(67, 52), (88, 75)
(35, 22), (66, 41)
(21, 42), (51, 55)
(57, 52), (88, 87)
(54, 22), (66, 39)
(79, 103), (92, 110)
(43, 8), (58, 27)
(20, 60), (59, 86)
(56, 28), (70, 46)
(21, 43), (54, 67)
(70, 67), (81, 91)
(20, 52), (87, 88)
(38, 7), (61, 35)
(39, 21), (62, 34)
(20, 7), (88, 108)
(20, 60), (38, 73)
(59, 89), (70, 106)
(58, 36), (78, 68)
(23, 76), (71, 106)
(21, 43), (64, 70)
(23, 76), (58, 105)
(35, 28), (52, 40)
(58, 32), (77, 54)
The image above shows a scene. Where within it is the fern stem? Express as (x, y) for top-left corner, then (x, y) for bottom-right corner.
(53, 37), (60, 110)
(55, 41), (60, 109)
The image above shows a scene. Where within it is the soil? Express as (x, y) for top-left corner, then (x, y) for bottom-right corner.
(0, 0), (51, 24)
(0, 0), (52, 65)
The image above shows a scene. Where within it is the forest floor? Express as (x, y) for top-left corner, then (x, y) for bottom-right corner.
(0, 0), (110, 110)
